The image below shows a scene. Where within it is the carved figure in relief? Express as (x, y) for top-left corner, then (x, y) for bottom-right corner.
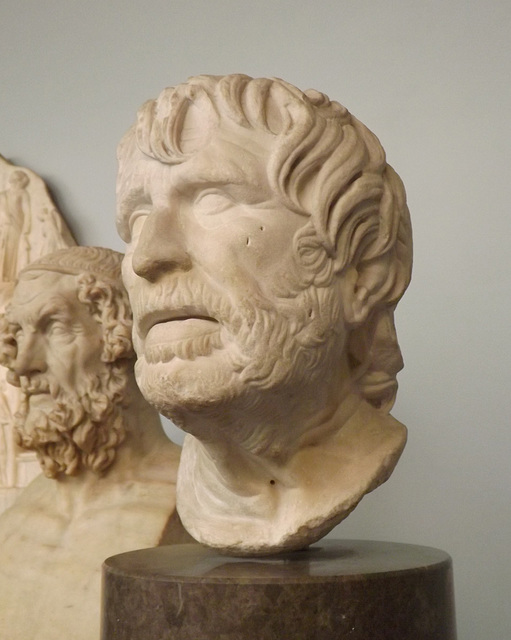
(0, 155), (76, 511)
(0, 170), (31, 281)
(117, 74), (413, 555)
(0, 247), (186, 640)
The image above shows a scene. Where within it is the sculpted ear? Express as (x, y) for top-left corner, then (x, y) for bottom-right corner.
(339, 257), (391, 327)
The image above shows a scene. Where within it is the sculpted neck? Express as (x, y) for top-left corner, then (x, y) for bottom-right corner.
(182, 385), (362, 485)
(176, 392), (407, 555)
(176, 354), (357, 462)
(117, 374), (174, 460)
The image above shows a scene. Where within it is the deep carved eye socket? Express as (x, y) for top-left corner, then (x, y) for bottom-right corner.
(44, 318), (69, 338)
(193, 191), (234, 217)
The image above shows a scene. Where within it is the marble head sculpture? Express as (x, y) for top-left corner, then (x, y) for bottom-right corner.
(1, 246), (133, 477)
(0, 246), (184, 640)
(117, 74), (413, 555)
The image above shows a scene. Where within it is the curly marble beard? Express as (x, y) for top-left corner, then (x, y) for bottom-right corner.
(134, 272), (345, 456)
(14, 364), (128, 478)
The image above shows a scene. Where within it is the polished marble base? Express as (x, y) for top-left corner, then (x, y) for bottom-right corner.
(101, 540), (456, 639)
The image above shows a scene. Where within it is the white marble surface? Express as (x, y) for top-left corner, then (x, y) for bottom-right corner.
(2, 4), (510, 636)
(0, 156), (75, 509)
(118, 75), (412, 554)
(0, 247), (182, 640)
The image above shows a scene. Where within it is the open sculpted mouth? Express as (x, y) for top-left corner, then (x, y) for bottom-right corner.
(19, 377), (51, 397)
(18, 377), (56, 414)
(141, 313), (223, 363)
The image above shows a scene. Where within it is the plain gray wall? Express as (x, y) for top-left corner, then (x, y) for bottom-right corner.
(1, 1), (510, 637)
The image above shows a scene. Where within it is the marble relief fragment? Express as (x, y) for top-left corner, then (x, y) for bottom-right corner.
(0, 155), (76, 512)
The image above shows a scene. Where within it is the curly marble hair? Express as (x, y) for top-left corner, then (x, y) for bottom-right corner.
(19, 246), (134, 364)
(0, 247), (136, 477)
(117, 74), (412, 411)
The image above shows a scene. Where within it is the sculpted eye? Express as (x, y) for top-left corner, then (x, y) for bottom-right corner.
(193, 191), (234, 216)
(49, 318), (69, 333)
(40, 316), (69, 338)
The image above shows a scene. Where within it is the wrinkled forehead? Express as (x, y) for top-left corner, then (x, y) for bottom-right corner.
(116, 108), (276, 241)
(117, 74), (295, 176)
(118, 91), (266, 169)
(130, 86), (222, 164)
(7, 270), (78, 321)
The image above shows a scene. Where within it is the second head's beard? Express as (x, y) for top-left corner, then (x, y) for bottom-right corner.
(15, 364), (128, 479)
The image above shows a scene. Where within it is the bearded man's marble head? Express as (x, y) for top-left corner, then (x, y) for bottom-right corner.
(117, 75), (411, 437)
(0, 247), (134, 478)
(116, 75), (412, 553)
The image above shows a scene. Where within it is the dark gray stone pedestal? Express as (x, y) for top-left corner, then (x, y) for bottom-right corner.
(101, 540), (456, 640)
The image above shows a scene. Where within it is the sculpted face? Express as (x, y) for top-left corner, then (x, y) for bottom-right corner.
(116, 76), (412, 554)
(3, 268), (125, 477)
(7, 270), (103, 406)
(119, 125), (349, 431)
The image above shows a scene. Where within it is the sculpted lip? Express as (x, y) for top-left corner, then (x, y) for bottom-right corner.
(141, 313), (220, 348)
(140, 315), (222, 363)
(150, 316), (218, 333)
(20, 379), (50, 396)
(138, 306), (218, 338)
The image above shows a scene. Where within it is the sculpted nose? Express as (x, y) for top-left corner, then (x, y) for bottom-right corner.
(13, 334), (47, 377)
(131, 209), (192, 282)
